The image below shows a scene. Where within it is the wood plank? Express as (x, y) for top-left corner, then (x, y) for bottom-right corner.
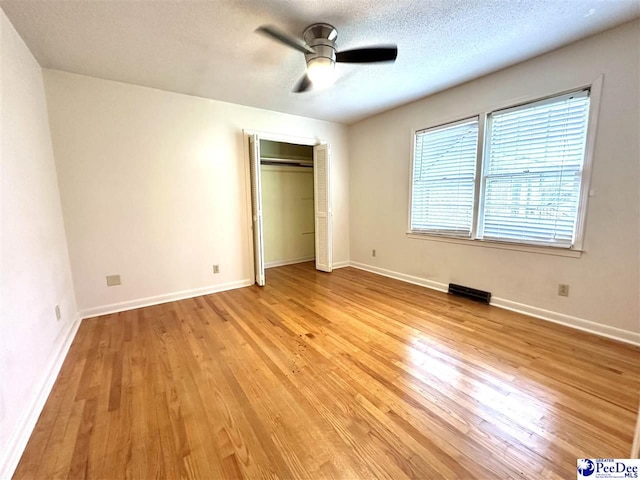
(14, 262), (640, 479)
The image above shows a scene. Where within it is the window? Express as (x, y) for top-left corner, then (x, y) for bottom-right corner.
(409, 88), (593, 250)
(410, 118), (479, 236)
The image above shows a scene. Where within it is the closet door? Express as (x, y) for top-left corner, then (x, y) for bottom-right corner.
(249, 135), (265, 285)
(313, 144), (332, 272)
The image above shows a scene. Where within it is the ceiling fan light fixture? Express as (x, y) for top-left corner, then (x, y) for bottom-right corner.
(306, 57), (336, 89)
(256, 23), (397, 93)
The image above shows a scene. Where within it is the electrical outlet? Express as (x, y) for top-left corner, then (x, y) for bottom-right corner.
(55, 305), (61, 321)
(106, 275), (121, 287)
(558, 284), (569, 297)
(213, 264), (220, 274)
(372, 249), (376, 257)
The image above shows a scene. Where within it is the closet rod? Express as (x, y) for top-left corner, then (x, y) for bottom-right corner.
(260, 159), (313, 168)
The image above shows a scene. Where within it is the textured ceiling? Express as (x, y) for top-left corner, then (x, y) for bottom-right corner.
(1, 0), (638, 124)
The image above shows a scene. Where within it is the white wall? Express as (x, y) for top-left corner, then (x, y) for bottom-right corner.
(349, 20), (640, 339)
(0, 10), (78, 476)
(43, 70), (350, 315)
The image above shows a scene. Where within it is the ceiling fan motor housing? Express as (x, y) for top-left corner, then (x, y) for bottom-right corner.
(256, 21), (397, 92)
(303, 23), (337, 64)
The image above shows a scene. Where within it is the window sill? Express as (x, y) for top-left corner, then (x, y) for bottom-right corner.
(406, 232), (583, 258)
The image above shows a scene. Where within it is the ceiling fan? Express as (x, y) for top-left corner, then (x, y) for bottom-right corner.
(256, 23), (398, 93)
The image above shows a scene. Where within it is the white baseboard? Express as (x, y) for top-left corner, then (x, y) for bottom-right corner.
(348, 261), (640, 347)
(0, 316), (81, 479)
(264, 259), (349, 270)
(349, 262), (448, 292)
(491, 297), (640, 346)
(265, 256), (315, 269)
(80, 279), (253, 319)
(332, 260), (351, 269)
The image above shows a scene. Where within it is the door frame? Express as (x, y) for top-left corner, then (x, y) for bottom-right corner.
(242, 129), (329, 285)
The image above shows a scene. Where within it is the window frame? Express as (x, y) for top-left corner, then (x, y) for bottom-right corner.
(407, 76), (603, 256)
(408, 116), (480, 238)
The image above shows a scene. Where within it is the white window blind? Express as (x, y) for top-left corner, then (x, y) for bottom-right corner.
(410, 118), (479, 236)
(480, 91), (590, 247)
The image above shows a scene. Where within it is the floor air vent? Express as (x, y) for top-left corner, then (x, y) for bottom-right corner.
(448, 283), (491, 304)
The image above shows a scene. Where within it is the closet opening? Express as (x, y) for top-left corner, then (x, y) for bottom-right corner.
(246, 132), (332, 286)
(260, 140), (315, 276)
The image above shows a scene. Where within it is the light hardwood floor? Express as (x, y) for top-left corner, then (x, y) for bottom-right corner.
(15, 262), (640, 479)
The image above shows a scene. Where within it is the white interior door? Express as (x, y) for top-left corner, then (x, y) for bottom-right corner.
(249, 134), (265, 285)
(314, 144), (332, 272)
